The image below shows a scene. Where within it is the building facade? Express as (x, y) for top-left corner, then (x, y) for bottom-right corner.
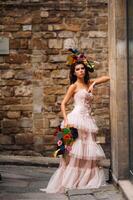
(0, 0), (110, 157)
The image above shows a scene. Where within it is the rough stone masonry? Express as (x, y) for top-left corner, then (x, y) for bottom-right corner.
(0, 0), (110, 157)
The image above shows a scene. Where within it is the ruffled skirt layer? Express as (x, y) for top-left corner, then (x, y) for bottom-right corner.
(61, 108), (99, 133)
(44, 111), (106, 193)
(45, 156), (106, 193)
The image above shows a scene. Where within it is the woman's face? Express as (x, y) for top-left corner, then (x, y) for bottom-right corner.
(74, 64), (85, 79)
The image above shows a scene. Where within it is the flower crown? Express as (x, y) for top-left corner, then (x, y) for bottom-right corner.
(66, 48), (95, 73)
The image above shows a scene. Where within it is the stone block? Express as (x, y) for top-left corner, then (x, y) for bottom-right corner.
(1, 17), (14, 25)
(0, 63), (10, 70)
(15, 15), (32, 24)
(44, 86), (66, 95)
(44, 95), (55, 104)
(46, 49), (59, 55)
(14, 31), (32, 38)
(10, 39), (20, 49)
(53, 78), (68, 85)
(42, 32), (57, 39)
(48, 25), (53, 31)
(89, 31), (107, 38)
(49, 55), (67, 63)
(33, 113), (43, 120)
(2, 126), (20, 135)
(58, 31), (74, 38)
(21, 110), (32, 118)
(31, 55), (47, 63)
(0, 56), (4, 63)
(15, 70), (32, 80)
(33, 144), (45, 152)
(42, 63), (56, 70)
(80, 38), (93, 49)
(34, 119), (43, 129)
(20, 39), (28, 49)
(43, 118), (49, 129)
(64, 38), (77, 49)
(2, 86), (14, 97)
(21, 97), (33, 104)
(50, 118), (59, 128)
(51, 69), (68, 78)
(15, 133), (33, 145)
(30, 37), (47, 49)
(5, 52), (30, 64)
(33, 135), (44, 145)
(52, 105), (61, 112)
(96, 136), (106, 144)
(2, 97), (21, 105)
(15, 85), (32, 97)
(43, 17), (62, 24)
(19, 118), (32, 128)
(53, 24), (66, 31)
(40, 11), (49, 18)
(2, 119), (19, 128)
(1, 70), (14, 79)
(3, 105), (32, 111)
(65, 24), (81, 32)
(22, 25), (32, 31)
(96, 16), (107, 25)
(48, 39), (63, 49)
(0, 25), (4, 31)
(32, 12), (42, 24)
(44, 135), (54, 144)
(0, 135), (13, 145)
(7, 111), (21, 119)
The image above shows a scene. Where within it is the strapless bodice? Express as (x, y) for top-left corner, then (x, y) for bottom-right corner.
(61, 88), (98, 132)
(73, 88), (94, 114)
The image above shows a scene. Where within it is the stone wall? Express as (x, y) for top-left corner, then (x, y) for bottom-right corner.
(0, 0), (110, 157)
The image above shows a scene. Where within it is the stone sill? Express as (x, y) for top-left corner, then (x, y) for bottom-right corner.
(0, 155), (110, 168)
(0, 0), (108, 7)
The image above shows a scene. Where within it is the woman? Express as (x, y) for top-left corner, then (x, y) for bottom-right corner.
(41, 53), (110, 193)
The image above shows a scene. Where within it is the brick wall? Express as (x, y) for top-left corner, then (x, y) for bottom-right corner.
(0, 0), (110, 157)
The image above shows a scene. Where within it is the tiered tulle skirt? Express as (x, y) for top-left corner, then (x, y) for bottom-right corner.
(44, 111), (106, 193)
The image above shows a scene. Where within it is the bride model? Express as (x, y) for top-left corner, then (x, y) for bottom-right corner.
(40, 49), (110, 193)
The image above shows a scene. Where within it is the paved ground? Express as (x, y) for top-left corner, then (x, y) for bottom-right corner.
(0, 164), (126, 200)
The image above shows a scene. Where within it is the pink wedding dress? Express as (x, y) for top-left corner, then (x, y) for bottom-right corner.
(42, 88), (106, 193)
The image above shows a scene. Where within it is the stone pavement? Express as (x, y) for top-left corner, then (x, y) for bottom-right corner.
(0, 164), (126, 200)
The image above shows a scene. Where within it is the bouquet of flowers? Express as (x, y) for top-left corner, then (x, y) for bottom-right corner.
(53, 125), (78, 158)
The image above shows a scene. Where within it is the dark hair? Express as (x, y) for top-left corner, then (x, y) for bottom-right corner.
(69, 61), (90, 84)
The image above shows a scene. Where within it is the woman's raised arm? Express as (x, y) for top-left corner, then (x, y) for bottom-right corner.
(88, 76), (110, 93)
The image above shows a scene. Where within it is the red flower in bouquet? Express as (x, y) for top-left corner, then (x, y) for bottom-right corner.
(63, 133), (71, 140)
